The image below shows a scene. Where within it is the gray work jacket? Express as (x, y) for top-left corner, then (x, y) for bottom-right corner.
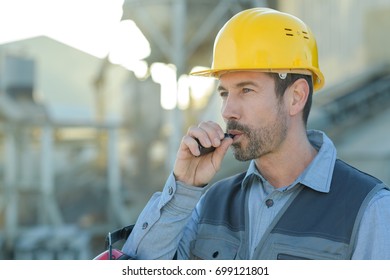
(190, 159), (388, 260)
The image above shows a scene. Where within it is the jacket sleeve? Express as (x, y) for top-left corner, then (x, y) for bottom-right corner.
(121, 172), (206, 259)
(352, 187), (390, 259)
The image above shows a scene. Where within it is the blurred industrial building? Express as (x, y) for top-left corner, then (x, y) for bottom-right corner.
(0, 0), (389, 259)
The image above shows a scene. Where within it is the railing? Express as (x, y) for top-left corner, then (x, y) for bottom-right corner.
(0, 120), (127, 259)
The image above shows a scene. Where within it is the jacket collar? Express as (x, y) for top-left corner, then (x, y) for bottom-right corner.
(241, 130), (337, 193)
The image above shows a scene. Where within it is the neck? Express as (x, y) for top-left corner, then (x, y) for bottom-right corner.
(255, 130), (317, 189)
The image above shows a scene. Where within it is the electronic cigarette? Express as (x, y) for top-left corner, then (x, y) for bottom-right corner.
(196, 133), (234, 156)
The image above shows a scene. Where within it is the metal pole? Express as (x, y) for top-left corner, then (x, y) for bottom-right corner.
(41, 124), (63, 225)
(166, 0), (187, 168)
(4, 125), (18, 252)
(107, 127), (121, 194)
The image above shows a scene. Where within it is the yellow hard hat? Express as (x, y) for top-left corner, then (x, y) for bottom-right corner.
(191, 8), (325, 91)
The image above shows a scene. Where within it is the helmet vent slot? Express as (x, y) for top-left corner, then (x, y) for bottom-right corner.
(284, 28), (294, 36)
(284, 28), (310, 40)
(302, 30), (309, 40)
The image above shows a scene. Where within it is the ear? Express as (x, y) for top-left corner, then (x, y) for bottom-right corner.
(287, 78), (309, 117)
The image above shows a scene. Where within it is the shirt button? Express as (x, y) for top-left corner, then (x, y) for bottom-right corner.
(142, 222), (149, 230)
(168, 186), (173, 195)
(265, 199), (274, 208)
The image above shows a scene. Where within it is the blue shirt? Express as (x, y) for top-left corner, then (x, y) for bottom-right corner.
(122, 130), (390, 259)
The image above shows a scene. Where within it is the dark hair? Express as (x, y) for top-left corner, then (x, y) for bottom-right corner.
(268, 73), (313, 126)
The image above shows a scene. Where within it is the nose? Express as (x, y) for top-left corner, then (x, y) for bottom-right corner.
(221, 95), (240, 121)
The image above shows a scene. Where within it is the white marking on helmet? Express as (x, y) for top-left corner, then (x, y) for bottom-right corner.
(279, 73), (287, 79)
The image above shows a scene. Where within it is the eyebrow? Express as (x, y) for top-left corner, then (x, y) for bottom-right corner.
(217, 80), (259, 92)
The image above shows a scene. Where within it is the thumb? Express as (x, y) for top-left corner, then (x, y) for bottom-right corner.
(214, 137), (233, 160)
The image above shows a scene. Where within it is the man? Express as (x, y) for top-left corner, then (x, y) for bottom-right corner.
(121, 7), (390, 259)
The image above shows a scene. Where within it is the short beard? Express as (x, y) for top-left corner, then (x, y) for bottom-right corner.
(226, 106), (288, 162)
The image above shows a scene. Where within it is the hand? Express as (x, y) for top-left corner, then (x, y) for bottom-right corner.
(173, 121), (233, 187)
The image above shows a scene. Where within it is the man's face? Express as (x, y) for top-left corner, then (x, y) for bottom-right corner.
(218, 71), (289, 161)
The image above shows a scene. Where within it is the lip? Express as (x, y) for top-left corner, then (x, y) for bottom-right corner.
(227, 130), (243, 141)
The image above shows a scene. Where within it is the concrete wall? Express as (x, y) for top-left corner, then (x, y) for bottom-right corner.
(279, 0), (390, 96)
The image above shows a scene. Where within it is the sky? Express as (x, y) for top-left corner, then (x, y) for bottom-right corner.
(0, 0), (154, 122)
(0, 0), (150, 65)
(0, 0), (211, 114)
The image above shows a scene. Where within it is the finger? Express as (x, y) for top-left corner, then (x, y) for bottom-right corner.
(214, 135), (234, 156)
(187, 125), (212, 149)
(197, 121), (225, 147)
(197, 133), (234, 156)
(181, 134), (205, 157)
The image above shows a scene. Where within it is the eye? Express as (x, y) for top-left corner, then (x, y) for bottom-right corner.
(242, 88), (253, 94)
(219, 91), (229, 98)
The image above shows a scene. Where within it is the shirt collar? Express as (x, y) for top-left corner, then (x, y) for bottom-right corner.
(241, 130), (337, 193)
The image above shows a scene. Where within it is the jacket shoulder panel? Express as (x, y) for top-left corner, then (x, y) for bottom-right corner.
(272, 159), (383, 243)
